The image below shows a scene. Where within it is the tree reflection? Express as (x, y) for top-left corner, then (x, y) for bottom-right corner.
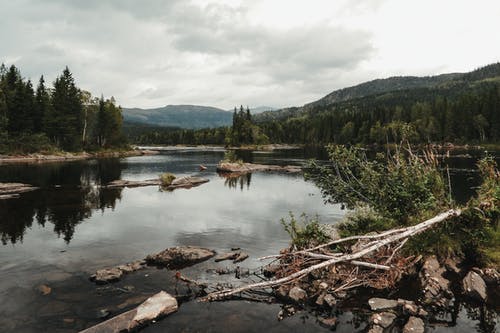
(0, 159), (123, 245)
(220, 173), (252, 191)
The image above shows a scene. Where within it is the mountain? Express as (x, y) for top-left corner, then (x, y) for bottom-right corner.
(122, 105), (232, 129)
(250, 106), (278, 114)
(255, 62), (500, 122)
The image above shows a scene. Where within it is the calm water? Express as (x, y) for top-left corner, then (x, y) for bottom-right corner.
(0, 148), (497, 332)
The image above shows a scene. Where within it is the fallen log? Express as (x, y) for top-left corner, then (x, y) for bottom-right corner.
(0, 182), (38, 199)
(205, 209), (460, 301)
(217, 162), (301, 174)
(79, 291), (177, 333)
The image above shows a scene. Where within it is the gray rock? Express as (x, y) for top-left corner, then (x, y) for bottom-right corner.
(403, 316), (425, 333)
(324, 294), (337, 307)
(368, 298), (398, 311)
(288, 286), (307, 303)
(371, 312), (397, 328)
(146, 246), (215, 269)
(419, 256), (451, 307)
(233, 252), (249, 263)
(214, 252), (239, 262)
(91, 267), (123, 284)
(165, 176), (209, 190)
(318, 317), (337, 328)
(79, 291), (178, 333)
(462, 271), (487, 302)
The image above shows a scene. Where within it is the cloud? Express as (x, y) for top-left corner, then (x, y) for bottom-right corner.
(0, 0), (498, 109)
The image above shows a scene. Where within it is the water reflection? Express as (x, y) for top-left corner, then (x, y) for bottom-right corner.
(0, 159), (123, 244)
(221, 173), (252, 191)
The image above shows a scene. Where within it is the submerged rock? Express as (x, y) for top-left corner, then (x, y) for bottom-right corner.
(37, 284), (52, 296)
(90, 260), (147, 284)
(146, 246), (215, 269)
(0, 182), (38, 199)
(214, 252), (239, 262)
(79, 291), (178, 333)
(233, 252), (249, 263)
(318, 317), (337, 328)
(462, 271), (487, 302)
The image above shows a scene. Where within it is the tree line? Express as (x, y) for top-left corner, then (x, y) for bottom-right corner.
(0, 64), (125, 153)
(256, 83), (500, 145)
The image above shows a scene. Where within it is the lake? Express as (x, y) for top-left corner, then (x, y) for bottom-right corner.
(0, 147), (498, 332)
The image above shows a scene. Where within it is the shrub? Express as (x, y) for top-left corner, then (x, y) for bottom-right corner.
(160, 172), (176, 186)
(281, 213), (329, 250)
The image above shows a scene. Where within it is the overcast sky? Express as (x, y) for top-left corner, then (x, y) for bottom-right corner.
(1, 0), (499, 109)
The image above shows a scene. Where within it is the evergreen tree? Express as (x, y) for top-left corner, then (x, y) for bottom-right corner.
(34, 76), (50, 133)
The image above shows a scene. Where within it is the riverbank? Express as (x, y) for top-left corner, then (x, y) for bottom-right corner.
(0, 149), (159, 164)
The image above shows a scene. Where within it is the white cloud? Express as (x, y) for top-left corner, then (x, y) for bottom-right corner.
(0, 0), (499, 109)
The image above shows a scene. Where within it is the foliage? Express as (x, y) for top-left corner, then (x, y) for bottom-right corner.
(306, 144), (500, 267)
(281, 213), (329, 250)
(221, 150), (242, 164)
(0, 63), (126, 153)
(160, 172), (176, 186)
(305, 145), (448, 226)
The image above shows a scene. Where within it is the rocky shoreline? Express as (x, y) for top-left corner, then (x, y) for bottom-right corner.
(0, 149), (159, 164)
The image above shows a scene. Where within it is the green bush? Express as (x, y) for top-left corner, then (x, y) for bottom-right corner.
(160, 172), (176, 186)
(281, 213), (329, 250)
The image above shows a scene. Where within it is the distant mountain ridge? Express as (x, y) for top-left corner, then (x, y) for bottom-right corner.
(255, 62), (500, 121)
(122, 104), (232, 129)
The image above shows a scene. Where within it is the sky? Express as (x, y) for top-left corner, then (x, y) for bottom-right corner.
(1, 0), (499, 109)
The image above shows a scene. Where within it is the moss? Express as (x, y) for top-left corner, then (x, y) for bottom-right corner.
(160, 172), (176, 186)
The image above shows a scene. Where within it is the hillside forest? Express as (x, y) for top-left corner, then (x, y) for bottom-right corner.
(128, 63), (500, 146)
(0, 64), (125, 153)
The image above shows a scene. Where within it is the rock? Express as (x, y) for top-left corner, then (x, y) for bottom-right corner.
(371, 312), (397, 328)
(318, 317), (337, 328)
(276, 285), (290, 298)
(0, 182), (38, 199)
(90, 260), (147, 284)
(403, 316), (425, 333)
(146, 246), (215, 269)
(462, 271), (487, 302)
(79, 291), (177, 333)
(37, 284), (52, 295)
(324, 294), (337, 307)
(262, 265), (280, 278)
(419, 256), (451, 307)
(216, 162), (301, 174)
(288, 286), (307, 303)
(444, 257), (462, 275)
(214, 252), (239, 262)
(233, 252), (249, 263)
(368, 326), (384, 333)
(315, 293), (326, 306)
(105, 179), (162, 189)
(481, 268), (500, 285)
(165, 176), (209, 190)
(91, 267), (123, 284)
(199, 165), (207, 171)
(368, 298), (398, 311)
(319, 282), (329, 290)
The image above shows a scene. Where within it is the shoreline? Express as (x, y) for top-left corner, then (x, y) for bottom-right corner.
(0, 149), (159, 164)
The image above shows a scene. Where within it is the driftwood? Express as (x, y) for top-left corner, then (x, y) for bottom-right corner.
(0, 182), (38, 199)
(205, 209), (460, 301)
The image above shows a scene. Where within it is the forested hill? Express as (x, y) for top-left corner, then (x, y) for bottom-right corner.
(256, 62), (500, 122)
(122, 105), (232, 129)
(253, 63), (500, 144)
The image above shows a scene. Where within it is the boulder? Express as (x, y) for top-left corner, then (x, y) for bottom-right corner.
(403, 316), (425, 333)
(90, 260), (147, 284)
(419, 256), (451, 307)
(146, 246), (215, 269)
(288, 286), (307, 303)
(233, 252), (249, 263)
(462, 271), (487, 302)
(371, 312), (397, 328)
(79, 291), (177, 333)
(368, 298), (399, 311)
(324, 294), (337, 307)
(368, 326), (384, 333)
(214, 252), (239, 262)
(165, 176), (209, 190)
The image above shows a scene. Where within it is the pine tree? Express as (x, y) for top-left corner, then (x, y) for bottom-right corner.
(34, 76), (50, 133)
